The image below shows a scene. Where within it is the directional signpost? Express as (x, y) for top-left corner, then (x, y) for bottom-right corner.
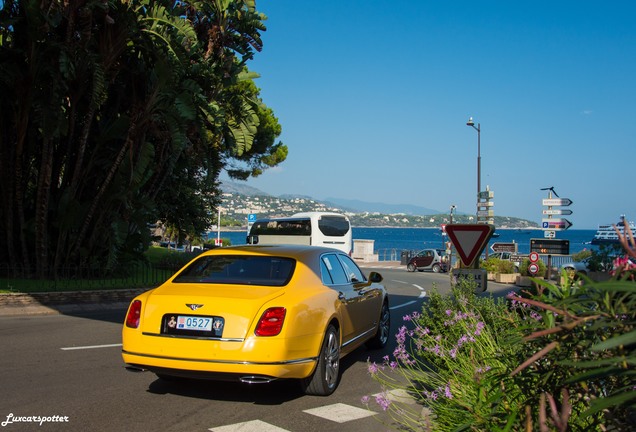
(540, 190), (573, 281)
(542, 198), (573, 207)
(541, 194), (573, 240)
(542, 218), (573, 230)
(542, 209), (573, 216)
(491, 242), (518, 253)
(446, 224), (495, 293)
(476, 189), (494, 225)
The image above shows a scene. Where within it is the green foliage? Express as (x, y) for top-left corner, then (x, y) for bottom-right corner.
(587, 245), (622, 272)
(366, 267), (636, 431)
(520, 258), (547, 276)
(0, 0), (284, 275)
(571, 249), (592, 262)
(366, 279), (528, 431)
(481, 257), (515, 273)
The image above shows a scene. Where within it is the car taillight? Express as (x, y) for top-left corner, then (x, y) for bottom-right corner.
(125, 300), (142, 328)
(255, 307), (286, 336)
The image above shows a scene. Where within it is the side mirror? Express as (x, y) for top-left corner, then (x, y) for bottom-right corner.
(368, 271), (383, 283)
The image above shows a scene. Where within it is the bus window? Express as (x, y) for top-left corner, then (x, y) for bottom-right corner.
(247, 212), (352, 254)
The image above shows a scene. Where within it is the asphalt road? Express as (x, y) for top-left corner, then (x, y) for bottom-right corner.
(0, 267), (514, 432)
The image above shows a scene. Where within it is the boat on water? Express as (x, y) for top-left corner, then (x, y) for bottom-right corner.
(591, 215), (635, 245)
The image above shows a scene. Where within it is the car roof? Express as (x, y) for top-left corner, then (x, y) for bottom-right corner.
(200, 244), (345, 259)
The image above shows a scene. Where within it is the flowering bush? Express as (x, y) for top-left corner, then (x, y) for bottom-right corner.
(365, 222), (636, 430)
(365, 270), (635, 431)
(364, 279), (528, 431)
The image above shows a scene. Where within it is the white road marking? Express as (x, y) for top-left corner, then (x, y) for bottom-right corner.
(390, 301), (417, 310)
(209, 420), (290, 432)
(60, 343), (122, 351)
(303, 403), (376, 423)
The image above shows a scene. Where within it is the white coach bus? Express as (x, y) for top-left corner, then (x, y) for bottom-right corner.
(246, 212), (352, 254)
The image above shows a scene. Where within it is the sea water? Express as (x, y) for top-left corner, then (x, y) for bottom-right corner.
(209, 227), (598, 258)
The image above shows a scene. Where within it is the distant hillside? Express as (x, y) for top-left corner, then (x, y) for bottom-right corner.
(221, 182), (270, 197)
(324, 197), (440, 215)
(221, 182), (441, 214)
(218, 181), (539, 228)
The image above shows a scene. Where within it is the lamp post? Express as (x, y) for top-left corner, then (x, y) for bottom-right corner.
(466, 117), (481, 199)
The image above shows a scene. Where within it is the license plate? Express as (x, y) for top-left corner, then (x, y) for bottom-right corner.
(176, 315), (213, 331)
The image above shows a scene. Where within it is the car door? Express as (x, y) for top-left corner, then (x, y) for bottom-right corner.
(414, 250), (434, 269)
(337, 254), (383, 339)
(320, 253), (359, 344)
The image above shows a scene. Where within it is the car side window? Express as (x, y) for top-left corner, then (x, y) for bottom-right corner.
(337, 255), (366, 283)
(320, 254), (349, 285)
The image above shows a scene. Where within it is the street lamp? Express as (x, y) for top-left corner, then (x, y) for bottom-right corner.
(466, 117), (481, 198)
(450, 205), (456, 224)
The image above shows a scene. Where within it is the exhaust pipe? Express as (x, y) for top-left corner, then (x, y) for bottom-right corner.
(240, 375), (276, 384)
(125, 365), (147, 373)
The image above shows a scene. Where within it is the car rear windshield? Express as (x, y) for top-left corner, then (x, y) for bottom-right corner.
(172, 255), (296, 286)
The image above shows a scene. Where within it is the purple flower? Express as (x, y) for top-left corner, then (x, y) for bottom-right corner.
(367, 362), (379, 375)
(445, 383), (453, 399)
(361, 395), (370, 405)
(375, 393), (391, 411)
(445, 309), (452, 316)
(449, 348), (457, 358)
(474, 321), (485, 336)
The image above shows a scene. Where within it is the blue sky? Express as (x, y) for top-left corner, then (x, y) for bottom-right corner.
(230, 1), (635, 229)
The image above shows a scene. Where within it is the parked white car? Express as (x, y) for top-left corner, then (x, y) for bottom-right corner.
(560, 258), (591, 277)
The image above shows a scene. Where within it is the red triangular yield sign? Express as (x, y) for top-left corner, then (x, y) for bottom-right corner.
(445, 224), (495, 267)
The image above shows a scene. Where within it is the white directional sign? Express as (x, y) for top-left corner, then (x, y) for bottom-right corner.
(542, 198), (573, 206)
(477, 210), (494, 217)
(542, 209), (573, 216)
(544, 230), (556, 238)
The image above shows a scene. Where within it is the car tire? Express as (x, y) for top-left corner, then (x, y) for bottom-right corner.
(407, 263), (416, 272)
(432, 264), (441, 273)
(366, 301), (390, 349)
(302, 325), (340, 396)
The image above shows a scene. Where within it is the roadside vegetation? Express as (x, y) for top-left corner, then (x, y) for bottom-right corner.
(1, 243), (230, 293)
(366, 229), (635, 430)
(0, 0), (286, 279)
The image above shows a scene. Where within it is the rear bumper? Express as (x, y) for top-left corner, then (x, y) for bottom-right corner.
(121, 346), (318, 380)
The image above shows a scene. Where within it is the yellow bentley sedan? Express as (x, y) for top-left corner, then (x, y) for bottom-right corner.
(122, 244), (390, 396)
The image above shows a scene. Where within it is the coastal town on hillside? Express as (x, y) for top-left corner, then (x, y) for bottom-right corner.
(217, 190), (540, 229)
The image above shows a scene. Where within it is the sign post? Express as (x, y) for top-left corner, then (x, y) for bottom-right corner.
(446, 224), (495, 293)
(540, 189), (573, 279)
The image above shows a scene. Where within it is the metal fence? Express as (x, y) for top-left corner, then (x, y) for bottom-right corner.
(376, 248), (575, 267)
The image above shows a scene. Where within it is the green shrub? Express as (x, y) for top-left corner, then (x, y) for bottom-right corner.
(481, 257), (515, 273)
(520, 258), (546, 277)
(365, 271), (636, 431)
(571, 249), (592, 262)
